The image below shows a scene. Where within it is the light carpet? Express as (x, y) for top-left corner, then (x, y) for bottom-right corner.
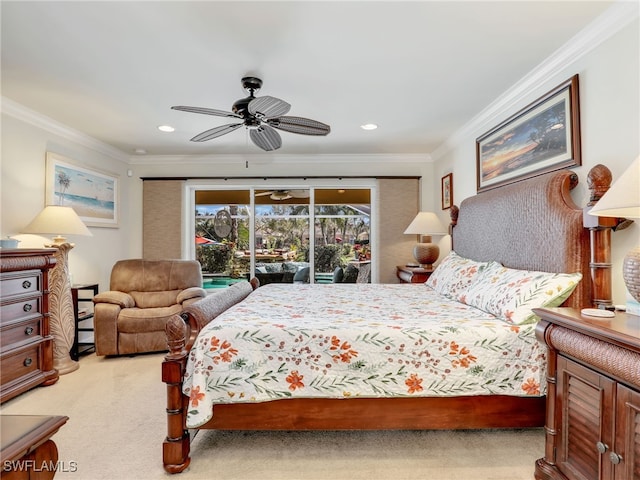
(0, 352), (543, 480)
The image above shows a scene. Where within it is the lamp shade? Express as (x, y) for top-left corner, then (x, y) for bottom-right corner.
(404, 212), (447, 235)
(22, 205), (92, 243)
(588, 156), (640, 306)
(589, 156), (640, 218)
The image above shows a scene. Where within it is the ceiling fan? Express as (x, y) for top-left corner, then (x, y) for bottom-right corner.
(171, 77), (331, 151)
(255, 189), (310, 201)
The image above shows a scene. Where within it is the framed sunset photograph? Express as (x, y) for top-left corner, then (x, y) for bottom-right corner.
(476, 75), (581, 192)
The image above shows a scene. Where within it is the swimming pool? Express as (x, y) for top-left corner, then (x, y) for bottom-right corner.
(202, 276), (247, 289)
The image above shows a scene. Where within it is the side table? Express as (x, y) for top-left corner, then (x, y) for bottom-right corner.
(70, 284), (99, 360)
(396, 265), (433, 283)
(0, 415), (69, 479)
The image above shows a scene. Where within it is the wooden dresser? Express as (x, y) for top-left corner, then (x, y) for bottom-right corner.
(1, 249), (59, 403)
(534, 307), (640, 480)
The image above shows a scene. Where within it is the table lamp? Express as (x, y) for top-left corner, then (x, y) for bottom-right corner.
(22, 205), (92, 373)
(589, 156), (640, 312)
(403, 211), (447, 268)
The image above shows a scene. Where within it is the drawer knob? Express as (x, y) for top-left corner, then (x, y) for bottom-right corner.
(23, 303), (33, 312)
(596, 442), (608, 454)
(25, 326), (34, 335)
(23, 357), (33, 367)
(22, 280), (32, 289)
(609, 452), (623, 465)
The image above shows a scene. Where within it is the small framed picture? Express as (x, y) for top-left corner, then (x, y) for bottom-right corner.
(441, 173), (453, 210)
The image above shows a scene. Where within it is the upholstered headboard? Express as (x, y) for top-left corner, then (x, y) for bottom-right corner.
(452, 170), (591, 308)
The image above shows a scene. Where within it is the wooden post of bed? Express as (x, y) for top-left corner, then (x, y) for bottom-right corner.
(583, 164), (623, 308)
(162, 315), (191, 474)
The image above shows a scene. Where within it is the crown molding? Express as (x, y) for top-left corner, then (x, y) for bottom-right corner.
(128, 153), (432, 165)
(431, 0), (639, 161)
(1, 97), (130, 163)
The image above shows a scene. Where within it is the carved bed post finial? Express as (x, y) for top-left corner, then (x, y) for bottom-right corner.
(587, 164), (612, 206)
(166, 314), (188, 359)
(449, 205), (459, 239)
(584, 164), (617, 307)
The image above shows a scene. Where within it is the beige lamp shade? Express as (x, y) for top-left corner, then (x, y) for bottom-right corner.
(403, 211), (447, 236)
(589, 156), (640, 219)
(588, 156), (640, 304)
(23, 205), (92, 244)
(404, 212), (447, 268)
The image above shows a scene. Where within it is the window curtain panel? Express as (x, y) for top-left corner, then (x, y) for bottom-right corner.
(377, 178), (419, 283)
(143, 180), (184, 260)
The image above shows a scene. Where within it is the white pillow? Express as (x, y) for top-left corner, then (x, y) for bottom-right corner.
(425, 251), (492, 300)
(462, 262), (582, 325)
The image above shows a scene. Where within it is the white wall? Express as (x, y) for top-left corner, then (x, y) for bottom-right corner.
(432, 16), (640, 304)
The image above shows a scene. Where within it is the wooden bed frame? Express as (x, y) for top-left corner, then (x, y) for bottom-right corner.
(162, 167), (606, 474)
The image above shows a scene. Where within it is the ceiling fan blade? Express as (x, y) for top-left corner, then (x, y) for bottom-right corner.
(250, 125), (282, 151)
(288, 189), (310, 198)
(267, 116), (330, 136)
(255, 191), (275, 197)
(172, 105), (241, 119)
(190, 123), (243, 142)
(248, 96), (291, 119)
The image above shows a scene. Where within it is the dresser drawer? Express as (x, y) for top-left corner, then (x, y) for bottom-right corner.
(0, 271), (41, 299)
(0, 318), (41, 352)
(0, 296), (42, 324)
(0, 344), (41, 387)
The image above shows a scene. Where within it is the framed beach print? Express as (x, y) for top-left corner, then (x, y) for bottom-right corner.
(45, 152), (119, 227)
(441, 173), (453, 210)
(476, 74), (581, 193)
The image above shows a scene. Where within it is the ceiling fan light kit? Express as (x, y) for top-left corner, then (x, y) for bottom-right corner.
(255, 189), (310, 201)
(172, 77), (330, 151)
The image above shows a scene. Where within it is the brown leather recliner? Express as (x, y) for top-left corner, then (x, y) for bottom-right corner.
(93, 259), (206, 356)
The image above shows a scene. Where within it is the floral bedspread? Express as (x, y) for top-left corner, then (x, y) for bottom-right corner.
(183, 283), (545, 428)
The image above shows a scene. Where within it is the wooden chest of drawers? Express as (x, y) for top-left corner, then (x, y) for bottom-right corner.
(1, 249), (59, 403)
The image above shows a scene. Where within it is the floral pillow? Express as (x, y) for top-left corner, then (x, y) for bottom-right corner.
(425, 251), (491, 300)
(462, 262), (582, 325)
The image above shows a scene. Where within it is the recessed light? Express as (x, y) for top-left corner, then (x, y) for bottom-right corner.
(158, 125), (175, 132)
(361, 123), (378, 130)
(134, 148), (147, 155)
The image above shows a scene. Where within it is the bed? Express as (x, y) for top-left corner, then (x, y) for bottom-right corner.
(162, 168), (596, 474)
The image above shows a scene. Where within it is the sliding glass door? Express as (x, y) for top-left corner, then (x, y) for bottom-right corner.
(254, 189), (310, 285)
(313, 189), (371, 283)
(190, 184), (373, 287)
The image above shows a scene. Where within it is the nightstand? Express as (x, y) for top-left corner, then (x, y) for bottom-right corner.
(533, 307), (640, 480)
(396, 265), (433, 283)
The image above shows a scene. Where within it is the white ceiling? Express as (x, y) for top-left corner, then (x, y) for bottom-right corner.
(1, 1), (619, 158)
